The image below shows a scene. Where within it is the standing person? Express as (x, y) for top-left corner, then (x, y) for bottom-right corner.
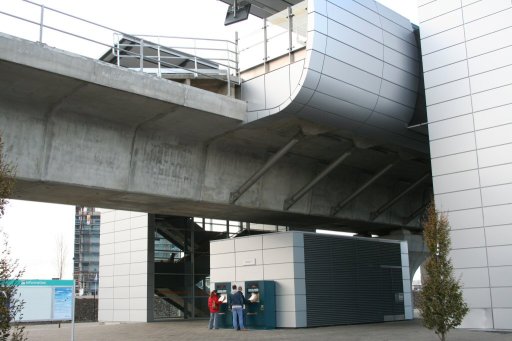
(238, 286), (248, 327)
(231, 286), (248, 331)
(208, 290), (221, 330)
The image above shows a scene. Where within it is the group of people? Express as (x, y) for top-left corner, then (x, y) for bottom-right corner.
(208, 284), (250, 331)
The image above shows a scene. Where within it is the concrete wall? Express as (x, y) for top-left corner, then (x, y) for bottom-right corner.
(418, 0), (512, 329)
(210, 232), (307, 328)
(98, 209), (153, 322)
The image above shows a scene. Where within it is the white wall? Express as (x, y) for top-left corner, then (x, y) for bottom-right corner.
(210, 231), (306, 328)
(98, 209), (151, 322)
(419, 0), (512, 329)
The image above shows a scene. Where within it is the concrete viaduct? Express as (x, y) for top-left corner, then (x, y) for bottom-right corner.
(0, 31), (431, 236)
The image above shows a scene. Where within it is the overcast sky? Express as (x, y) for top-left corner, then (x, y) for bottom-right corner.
(0, 0), (419, 280)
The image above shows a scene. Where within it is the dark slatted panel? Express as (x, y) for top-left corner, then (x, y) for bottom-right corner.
(304, 235), (404, 327)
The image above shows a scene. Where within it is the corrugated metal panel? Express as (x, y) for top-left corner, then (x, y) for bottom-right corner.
(304, 234), (403, 327)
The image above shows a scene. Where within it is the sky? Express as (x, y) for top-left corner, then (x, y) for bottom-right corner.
(0, 0), (419, 280)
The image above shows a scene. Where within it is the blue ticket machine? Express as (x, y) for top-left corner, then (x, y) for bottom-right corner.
(214, 282), (232, 328)
(245, 280), (276, 329)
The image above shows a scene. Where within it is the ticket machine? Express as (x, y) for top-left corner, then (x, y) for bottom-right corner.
(214, 282), (232, 328)
(244, 280), (276, 329)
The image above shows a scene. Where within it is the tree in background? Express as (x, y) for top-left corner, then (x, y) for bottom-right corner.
(418, 201), (469, 341)
(55, 234), (68, 279)
(0, 134), (27, 341)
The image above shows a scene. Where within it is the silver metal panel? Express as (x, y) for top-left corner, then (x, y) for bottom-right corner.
(431, 151), (478, 177)
(378, 80), (416, 108)
(454, 267), (490, 288)
(340, 0), (381, 27)
(425, 78), (470, 107)
(242, 0), (421, 151)
(242, 75), (266, 111)
(289, 59), (306, 93)
(474, 103), (512, 130)
(468, 46), (512, 76)
(306, 49), (326, 73)
(316, 75), (379, 110)
(296, 105), (364, 131)
(489, 266), (512, 287)
(436, 188), (482, 211)
(478, 143), (512, 168)
(447, 208), (484, 230)
(327, 2), (383, 44)
(484, 204), (512, 226)
(485, 225), (512, 248)
(375, 1), (411, 29)
(419, 0), (461, 23)
(451, 228), (487, 249)
(325, 38), (383, 77)
(382, 63), (418, 91)
(424, 61), (469, 89)
(322, 56), (382, 94)
(482, 184), (512, 207)
(265, 66), (291, 109)
(470, 65), (512, 94)
(383, 47), (419, 74)
(310, 29), (327, 52)
(465, 27), (512, 58)
(491, 288), (512, 309)
(422, 43), (467, 72)
(476, 124), (512, 149)
(420, 10), (464, 40)
(433, 170), (480, 194)
(488, 245), (512, 267)
(426, 96), (472, 122)
(464, 8), (512, 41)
(327, 19), (383, 59)
(472, 84), (512, 112)
(307, 92), (373, 123)
(373, 97), (414, 123)
(382, 31), (418, 60)
(462, 0), (512, 22)
(428, 114), (474, 141)
(429, 132), (476, 158)
(421, 26), (465, 55)
(480, 164), (512, 187)
(450, 247), (488, 269)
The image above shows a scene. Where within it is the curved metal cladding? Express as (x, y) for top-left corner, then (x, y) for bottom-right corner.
(241, 0), (427, 153)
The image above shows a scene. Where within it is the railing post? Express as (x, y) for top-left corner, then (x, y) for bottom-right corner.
(39, 5), (45, 43)
(263, 18), (268, 72)
(157, 45), (161, 77)
(235, 31), (240, 81)
(288, 6), (294, 63)
(194, 39), (198, 78)
(139, 39), (144, 72)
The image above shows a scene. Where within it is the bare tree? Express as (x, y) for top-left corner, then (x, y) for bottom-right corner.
(55, 234), (68, 280)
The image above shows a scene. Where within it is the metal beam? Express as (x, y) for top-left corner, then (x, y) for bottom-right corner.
(229, 134), (302, 204)
(370, 172), (431, 221)
(403, 202), (429, 225)
(284, 147), (354, 210)
(330, 159), (399, 216)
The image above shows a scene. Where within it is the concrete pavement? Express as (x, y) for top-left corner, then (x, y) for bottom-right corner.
(23, 319), (511, 341)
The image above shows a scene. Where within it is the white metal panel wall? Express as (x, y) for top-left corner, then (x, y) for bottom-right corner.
(419, 0), (512, 330)
(241, 0), (426, 152)
(98, 209), (150, 322)
(210, 232), (307, 328)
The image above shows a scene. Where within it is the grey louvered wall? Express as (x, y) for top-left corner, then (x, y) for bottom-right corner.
(304, 234), (404, 327)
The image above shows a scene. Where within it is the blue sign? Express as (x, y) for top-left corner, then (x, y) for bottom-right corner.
(53, 287), (73, 320)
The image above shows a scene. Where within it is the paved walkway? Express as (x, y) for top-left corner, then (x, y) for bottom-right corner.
(23, 319), (511, 341)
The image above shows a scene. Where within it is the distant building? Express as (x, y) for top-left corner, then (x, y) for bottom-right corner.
(74, 207), (100, 296)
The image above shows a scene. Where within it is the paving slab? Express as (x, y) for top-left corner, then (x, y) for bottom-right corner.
(22, 319), (512, 341)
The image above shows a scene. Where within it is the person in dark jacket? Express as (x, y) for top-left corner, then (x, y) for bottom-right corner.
(230, 286), (248, 331)
(208, 290), (221, 329)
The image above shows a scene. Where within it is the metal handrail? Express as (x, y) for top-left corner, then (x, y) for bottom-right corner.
(0, 0), (240, 91)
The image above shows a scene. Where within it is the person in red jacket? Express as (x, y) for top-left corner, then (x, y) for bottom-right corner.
(208, 290), (221, 329)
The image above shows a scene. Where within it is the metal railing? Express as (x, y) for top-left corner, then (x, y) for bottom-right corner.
(0, 0), (239, 94)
